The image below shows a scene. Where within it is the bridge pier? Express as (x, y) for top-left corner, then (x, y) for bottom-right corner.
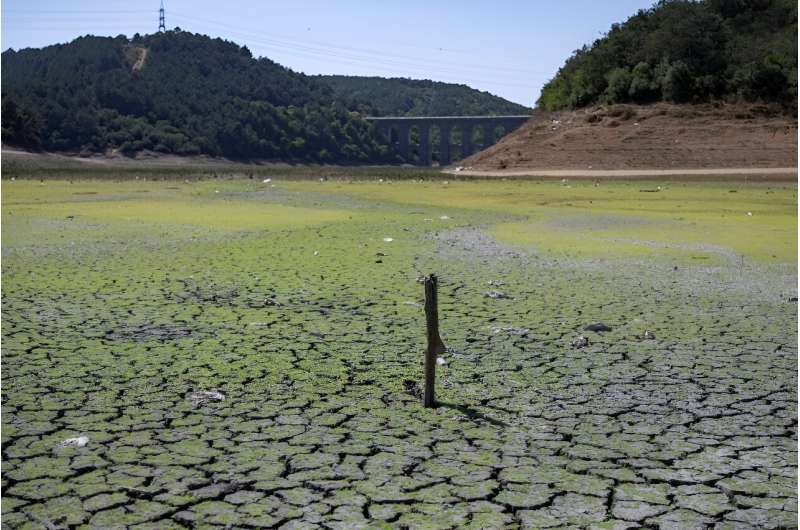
(397, 123), (410, 160)
(419, 125), (431, 166)
(462, 124), (473, 158)
(440, 124), (451, 167)
(483, 124), (495, 148)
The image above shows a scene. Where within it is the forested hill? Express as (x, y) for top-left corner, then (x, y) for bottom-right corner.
(538, 0), (797, 110)
(1, 31), (396, 162)
(317, 75), (531, 116)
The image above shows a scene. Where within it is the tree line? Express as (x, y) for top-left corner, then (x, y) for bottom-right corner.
(538, 0), (797, 110)
(1, 31), (398, 162)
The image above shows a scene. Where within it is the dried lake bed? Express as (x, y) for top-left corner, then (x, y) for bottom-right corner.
(1, 176), (797, 529)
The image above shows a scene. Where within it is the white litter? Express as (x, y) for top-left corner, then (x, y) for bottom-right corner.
(436, 357), (446, 366)
(190, 389), (225, 406)
(263, 178), (272, 183)
(313, 251), (320, 256)
(383, 237), (394, 242)
(59, 436), (89, 448)
(747, 212), (753, 216)
(440, 215), (450, 220)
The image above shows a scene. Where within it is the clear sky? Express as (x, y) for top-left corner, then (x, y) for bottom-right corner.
(1, 0), (656, 107)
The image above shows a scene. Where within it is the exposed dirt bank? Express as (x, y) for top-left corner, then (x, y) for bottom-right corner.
(461, 103), (798, 171)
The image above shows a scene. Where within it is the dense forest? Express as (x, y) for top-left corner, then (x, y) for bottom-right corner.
(538, 0), (797, 110)
(1, 31), (531, 160)
(1, 31), (397, 161)
(317, 75), (530, 117)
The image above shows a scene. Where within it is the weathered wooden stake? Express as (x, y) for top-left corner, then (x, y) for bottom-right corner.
(424, 274), (446, 408)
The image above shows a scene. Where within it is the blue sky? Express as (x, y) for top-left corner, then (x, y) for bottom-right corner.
(1, 0), (656, 107)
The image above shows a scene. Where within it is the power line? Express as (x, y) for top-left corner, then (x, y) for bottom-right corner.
(169, 11), (549, 78)
(3, 7), (548, 96)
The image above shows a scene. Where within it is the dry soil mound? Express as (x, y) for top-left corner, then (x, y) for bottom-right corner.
(463, 103), (797, 171)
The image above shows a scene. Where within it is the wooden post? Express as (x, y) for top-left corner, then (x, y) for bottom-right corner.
(424, 274), (446, 408)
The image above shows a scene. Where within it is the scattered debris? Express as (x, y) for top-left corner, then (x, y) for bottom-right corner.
(403, 379), (423, 399)
(747, 212), (753, 216)
(487, 279), (505, 287)
(571, 335), (590, 349)
(584, 322), (612, 332)
(190, 389), (225, 406)
(383, 237), (394, 242)
(59, 436), (89, 448)
(485, 290), (510, 299)
(436, 357), (446, 366)
(489, 325), (530, 335)
(313, 251), (320, 256)
(263, 178), (272, 183)
(643, 330), (656, 340)
(440, 215), (450, 220)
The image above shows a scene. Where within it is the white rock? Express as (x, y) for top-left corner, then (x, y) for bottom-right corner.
(436, 357), (446, 365)
(747, 212), (753, 216)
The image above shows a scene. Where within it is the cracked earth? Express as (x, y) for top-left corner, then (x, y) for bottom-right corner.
(1, 178), (797, 529)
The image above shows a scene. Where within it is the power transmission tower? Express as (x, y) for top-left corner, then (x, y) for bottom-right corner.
(158, 0), (166, 32)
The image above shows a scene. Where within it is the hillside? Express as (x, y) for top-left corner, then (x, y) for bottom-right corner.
(538, 0), (797, 110)
(461, 103), (797, 171)
(1, 31), (396, 162)
(317, 75), (531, 116)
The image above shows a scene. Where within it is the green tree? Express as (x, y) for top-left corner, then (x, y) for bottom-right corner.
(604, 67), (633, 103)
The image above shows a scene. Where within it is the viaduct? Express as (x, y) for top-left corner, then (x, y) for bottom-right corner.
(365, 115), (531, 166)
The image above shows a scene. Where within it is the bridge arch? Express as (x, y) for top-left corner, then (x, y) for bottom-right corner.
(365, 114), (531, 166)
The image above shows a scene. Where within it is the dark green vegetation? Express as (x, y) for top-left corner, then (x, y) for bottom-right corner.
(1, 31), (397, 162)
(317, 75), (531, 117)
(2, 175), (797, 528)
(538, 0), (797, 110)
(1, 32), (530, 162)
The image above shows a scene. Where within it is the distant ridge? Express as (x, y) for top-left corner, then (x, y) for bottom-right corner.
(317, 75), (531, 117)
(1, 32), (390, 162)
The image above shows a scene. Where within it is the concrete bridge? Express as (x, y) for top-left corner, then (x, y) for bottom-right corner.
(365, 115), (531, 166)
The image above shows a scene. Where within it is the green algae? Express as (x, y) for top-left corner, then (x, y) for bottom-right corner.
(1, 175), (796, 528)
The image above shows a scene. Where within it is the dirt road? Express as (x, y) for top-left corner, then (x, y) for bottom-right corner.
(448, 167), (798, 180)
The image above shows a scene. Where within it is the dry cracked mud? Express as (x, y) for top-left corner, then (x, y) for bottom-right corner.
(1, 179), (796, 529)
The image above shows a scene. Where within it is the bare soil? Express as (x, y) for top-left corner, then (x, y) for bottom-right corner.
(462, 103), (798, 172)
